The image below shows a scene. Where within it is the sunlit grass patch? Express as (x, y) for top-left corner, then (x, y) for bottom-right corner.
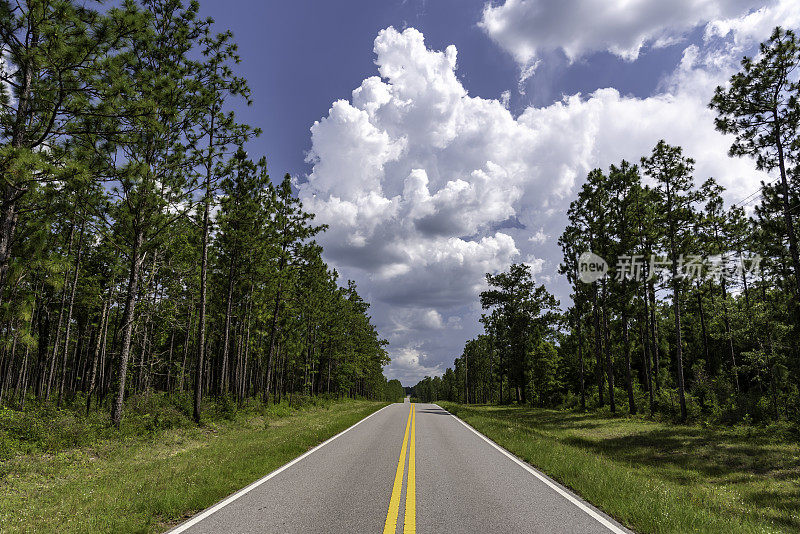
(439, 403), (800, 534)
(0, 398), (386, 533)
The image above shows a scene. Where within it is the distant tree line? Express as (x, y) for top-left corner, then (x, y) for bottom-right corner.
(0, 0), (397, 425)
(414, 27), (800, 425)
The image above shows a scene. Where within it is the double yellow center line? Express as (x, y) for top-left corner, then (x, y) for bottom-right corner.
(383, 404), (416, 534)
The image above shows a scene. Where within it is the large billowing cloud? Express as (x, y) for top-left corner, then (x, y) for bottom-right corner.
(479, 0), (766, 65)
(299, 1), (794, 383)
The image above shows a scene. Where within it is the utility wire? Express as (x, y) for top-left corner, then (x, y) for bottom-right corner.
(730, 176), (780, 210)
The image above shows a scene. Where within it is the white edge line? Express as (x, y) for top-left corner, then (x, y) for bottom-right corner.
(167, 403), (394, 533)
(434, 404), (629, 534)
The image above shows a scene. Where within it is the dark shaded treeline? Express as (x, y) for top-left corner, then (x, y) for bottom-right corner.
(414, 28), (800, 426)
(0, 0), (399, 425)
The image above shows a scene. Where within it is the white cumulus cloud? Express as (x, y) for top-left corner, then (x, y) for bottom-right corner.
(300, 4), (794, 382)
(479, 0), (766, 65)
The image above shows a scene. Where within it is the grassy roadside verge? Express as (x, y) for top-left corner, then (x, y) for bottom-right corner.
(438, 402), (800, 534)
(0, 398), (387, 533)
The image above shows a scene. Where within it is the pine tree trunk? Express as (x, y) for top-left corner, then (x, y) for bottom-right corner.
(264, 284), (283, 404)
(465, 341), (469, 404)
(773, 116), (800, 301)
(640, 313), (654, 414)
(0, 325), (17, 406)
(166, 328), (175, 392)
(0, 193), (20, 298)
(592, 289), (604, 406)
(576, 308), (586, 411)
(35, 308), (49, 398)
(87, 298), (109, 414)
(670, 244), (688, 422)
(78, 324), (92, 394)
(180, 302), (194, 392)
(488, 339), (494, 403)
(499, 341), (504, 404)
(220, 258), (235, 395)
(138, 323), (150, 394)
(720, 278), (740, 394)
(738, 243), (751, 310)
(244, 302), (254, 398)
(239, 295), (253, 402)
(46, 223), (76, 401)
(641, 288), (654, 414)
(649, 281), (660, 391)
(194, 192), (210, 423)
(104, 289), (123, 401)
(67, 323), (82, 401)
(327, 349), (332, 395)
(111, 228), (145, 427)
(602, 280), (615, 412)
(235, 320), (244, 403)
(16, 343), (30, 409)
(58, 220), (85, 406)
(97, 285), (115, 404)
(140, 253), (160, 394)
(13, 285), (38, 406)
(695, 281), (710, 367)
(623, 306), (636, 414)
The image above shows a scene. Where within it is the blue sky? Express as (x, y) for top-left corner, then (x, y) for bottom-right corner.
(198, 0), (517, 180)
(198, 0), (794, 385)
(199, 0), (689, 180)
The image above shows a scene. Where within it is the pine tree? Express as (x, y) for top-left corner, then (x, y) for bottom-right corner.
(710, 27), (800, 302)
(187, 23), (256, 423)
(641, 141), (701, 422)
(262, 175), (325, 403)
(558, 217), (589, 410)
(608, 160), (642, 415)
(480, 263), (559, 404)
(93, 0), (208, 426)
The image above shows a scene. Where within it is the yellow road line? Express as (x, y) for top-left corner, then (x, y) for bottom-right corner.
(404, 404), (416, 534)
(383, 405), (413, 534)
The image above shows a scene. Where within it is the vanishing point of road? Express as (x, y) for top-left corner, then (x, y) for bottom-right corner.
(169, 400), (632, 533)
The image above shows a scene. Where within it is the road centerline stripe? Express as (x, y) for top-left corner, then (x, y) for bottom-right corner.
(403, 404), (416, 534)
(383, 404), (413, 534)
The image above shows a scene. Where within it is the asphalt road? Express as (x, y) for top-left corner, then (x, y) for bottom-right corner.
(170, 400), (631, 533)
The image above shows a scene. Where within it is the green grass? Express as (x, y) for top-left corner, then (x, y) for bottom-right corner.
(438, 402), (800, 534)
(0, 397), (387, 533)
